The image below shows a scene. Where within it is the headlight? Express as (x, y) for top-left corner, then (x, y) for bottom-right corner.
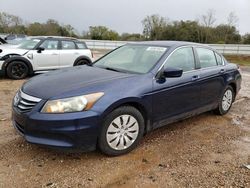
(41, 92), (104, 113)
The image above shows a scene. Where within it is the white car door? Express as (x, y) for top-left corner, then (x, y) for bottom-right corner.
(59, 40), (79, 68)
(32, 39), (60, 70)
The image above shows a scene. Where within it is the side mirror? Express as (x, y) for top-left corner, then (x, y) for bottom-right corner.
(163, 67), (183, 78)
(37, 47), (45, 53)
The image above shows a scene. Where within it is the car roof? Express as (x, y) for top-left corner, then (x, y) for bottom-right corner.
(131, 40), (209, 48)
(28, 36), (80, 41)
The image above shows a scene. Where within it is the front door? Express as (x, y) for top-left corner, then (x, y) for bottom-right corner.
(33, 39), (60, 70)
(152, 47), (201, 127)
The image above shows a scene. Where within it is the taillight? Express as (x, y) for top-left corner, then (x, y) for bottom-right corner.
(91, 51), (94, 59)
(237, 65), (242, 74)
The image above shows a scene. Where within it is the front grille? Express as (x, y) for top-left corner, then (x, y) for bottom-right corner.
(13, 121), (25, 135)
(14, 90), (41, 113)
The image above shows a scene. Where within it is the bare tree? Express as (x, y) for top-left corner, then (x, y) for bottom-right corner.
(227, 12), (239, 27)
(199, 9), (216, 43)
(201, 9), (216, 27)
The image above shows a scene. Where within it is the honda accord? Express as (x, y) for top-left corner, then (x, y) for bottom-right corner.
(12, 41), (242, 156)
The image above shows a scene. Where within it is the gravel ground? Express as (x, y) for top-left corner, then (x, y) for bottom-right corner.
(0, 67), (249, 187)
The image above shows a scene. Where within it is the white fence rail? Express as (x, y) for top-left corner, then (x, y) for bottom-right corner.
(82, 39), (250, 55)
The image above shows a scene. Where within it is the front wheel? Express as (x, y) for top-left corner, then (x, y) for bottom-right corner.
(6, 61), (29, 79)
(214, 86), (235, 115)
(98, 106), (145, 156)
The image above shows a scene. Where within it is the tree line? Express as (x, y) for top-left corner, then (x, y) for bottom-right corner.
(0, 11), (250, 44)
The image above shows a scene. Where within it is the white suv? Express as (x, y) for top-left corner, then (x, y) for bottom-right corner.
(0, 37), (93, 79)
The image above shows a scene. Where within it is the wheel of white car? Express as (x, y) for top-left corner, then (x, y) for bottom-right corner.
(98, 106), (145, 156)
(75, 59), (89, 66)
(6, 61), (29, 79)
(214, 85), (235, 115)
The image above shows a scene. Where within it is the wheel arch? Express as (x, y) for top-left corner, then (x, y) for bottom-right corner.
(100, 98), (152, 135)
(73, 56), (92, 66)
(228, 82), (236, 94)
(2, 56), (33, 75)
(228, 82), (237, 102)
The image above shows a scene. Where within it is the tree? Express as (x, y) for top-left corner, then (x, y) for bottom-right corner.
(214, 25), (241, 44)
(27, 22), (46, 35)
(88, 26), (119, 40)
(0, 12), (25, 33)
(199, 9), (216, 43)
(162, 20), (200, 42)
(242, 34), (250, 44)
(120, 33), (144, 41)
(227, 12), (239, 27)
(142, 14), (167, 40)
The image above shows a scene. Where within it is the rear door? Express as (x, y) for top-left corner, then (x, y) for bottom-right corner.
(32, 39), (60, 70)
(59, 40), (79, 68)
(194, 47), (225, 107)
(152, 47), (201, 126)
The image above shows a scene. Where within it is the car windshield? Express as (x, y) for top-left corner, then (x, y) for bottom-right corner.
(94, 45), (167, 74)
(17, 39), (41, 50)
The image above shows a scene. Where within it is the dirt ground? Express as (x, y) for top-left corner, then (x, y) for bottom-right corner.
(0, 68), (249, 187)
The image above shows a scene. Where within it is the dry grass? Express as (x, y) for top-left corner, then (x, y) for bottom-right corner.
(224, 55), (250, 66)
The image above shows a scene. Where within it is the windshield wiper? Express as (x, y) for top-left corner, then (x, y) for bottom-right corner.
(104, 67), (122, 72)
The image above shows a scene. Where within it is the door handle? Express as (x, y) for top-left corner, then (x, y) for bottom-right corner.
(74, 52), (80, 55)
(51, 53), (58, 55)
(191, 75), (200, 81)
(220, 69), (225, 74)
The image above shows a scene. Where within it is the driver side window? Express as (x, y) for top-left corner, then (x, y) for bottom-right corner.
(165, 47), (195, 72)
(39, 40), (59, 50)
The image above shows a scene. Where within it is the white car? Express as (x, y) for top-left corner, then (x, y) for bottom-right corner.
(0, 37), (93, 79)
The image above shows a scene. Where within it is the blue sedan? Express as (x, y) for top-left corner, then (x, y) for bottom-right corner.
(12, 41), (242, 155)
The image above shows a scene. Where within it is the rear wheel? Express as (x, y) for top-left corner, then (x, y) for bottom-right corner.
(75, 59), (89, 66)
(214, 85), (235, 115)
(6, 61), (29, 79)
(98, 106), (145, 156)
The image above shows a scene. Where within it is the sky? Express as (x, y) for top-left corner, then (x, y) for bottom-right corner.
(0, 0), (249, 35)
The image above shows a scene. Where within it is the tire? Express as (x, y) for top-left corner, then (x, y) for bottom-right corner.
(75, 59), (90, 66)
(214, 85), (235, 115)
(6, 61), (29, 79)
(98, 106), (145, 156)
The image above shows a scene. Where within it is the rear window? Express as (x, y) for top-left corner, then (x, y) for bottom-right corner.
(196, 48), (217, 68)
(76, 42), (87, 49)
(61, 41), (76, 50)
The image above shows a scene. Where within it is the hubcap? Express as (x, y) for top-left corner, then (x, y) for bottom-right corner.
(222, 89), (233, 111)
(106, 114), (139, 150)
(12, 64), (26, 78)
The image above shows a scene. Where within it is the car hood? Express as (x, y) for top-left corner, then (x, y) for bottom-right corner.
(0, 46), (28, 57)
(22, 65), (134, 100)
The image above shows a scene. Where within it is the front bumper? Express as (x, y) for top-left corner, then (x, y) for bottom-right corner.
(0, 60), (4, 76)
(12, 106), (101, 151)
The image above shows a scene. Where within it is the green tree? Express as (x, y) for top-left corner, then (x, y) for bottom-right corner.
(142, 14), (167, 40)
(242, 34), (250, 44)
(120, 33), (144, 41)
(88, 26), (119, 40)
(0, 12), (25, 33)
(27, 22), (46, 35)
(213, 25), (241, 44)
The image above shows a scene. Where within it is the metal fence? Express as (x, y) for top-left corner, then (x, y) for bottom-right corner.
(82, 39), (250, 55)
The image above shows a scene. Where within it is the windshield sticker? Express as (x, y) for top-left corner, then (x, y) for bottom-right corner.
(146, 47), (166, 52)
